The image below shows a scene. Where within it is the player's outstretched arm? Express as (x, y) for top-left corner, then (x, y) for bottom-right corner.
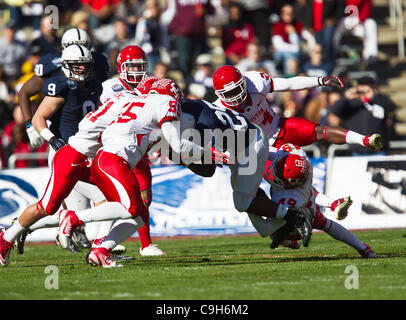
(272, 76), (343, 92)
(315, 125), (383, 152)
(18, 75), (45, 149)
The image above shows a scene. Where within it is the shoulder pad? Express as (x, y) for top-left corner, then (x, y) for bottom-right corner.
(41, 76), (71, 97)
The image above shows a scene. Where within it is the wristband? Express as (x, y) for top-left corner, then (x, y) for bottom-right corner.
(40, 128), (55, 142)
(25, 119), (32, 128)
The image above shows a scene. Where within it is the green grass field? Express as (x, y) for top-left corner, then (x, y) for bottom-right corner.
(1, 229), (406, 300)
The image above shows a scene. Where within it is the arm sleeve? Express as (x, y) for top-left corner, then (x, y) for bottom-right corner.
(272, 77), (319, 92)
(161, 121), (203, 163)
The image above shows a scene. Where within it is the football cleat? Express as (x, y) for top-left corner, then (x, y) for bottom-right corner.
(331, 196), (353, 220)
(71, 225), (91, 249)
(58, 210), (83, 249)
(0, 229), (13, 267)
(358, 243), (376, 258)
(296, 207), (313, 248)
(139, 244), (166, 256)
(12, 218), (29, 255)
(86, 247), (123, 268)
(111, 244), (127, 256)
(363, 134), (383, 152)
(110, 254), (136, 262)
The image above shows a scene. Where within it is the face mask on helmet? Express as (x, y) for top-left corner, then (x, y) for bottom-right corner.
(271, 154), (311, 189)
(215, 76), (247, 108)
(61, 45), (93, 82)
(120, 61), (148, 84)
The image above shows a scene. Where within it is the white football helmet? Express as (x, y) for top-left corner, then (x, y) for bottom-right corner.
(61, 28), (92, 50)
(61, 44), (93, 82)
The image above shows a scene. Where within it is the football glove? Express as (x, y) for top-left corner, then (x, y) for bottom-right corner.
(319, 76), (344, 88)
(363, 133), (383, 152)
(49, 136), (67, 151)
(26, 124), (44, 149)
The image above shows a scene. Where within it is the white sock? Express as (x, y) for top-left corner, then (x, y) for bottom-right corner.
(30, 214), (59, 231)
(323, 219), (366, 251)
(95, 220), (114, 240)
(3, 220), (26, 242)
(75, 202), (132, 223)
(345, 130), (365, 146)
(315, 191), (333, 208)
(98, 218), (143, 250)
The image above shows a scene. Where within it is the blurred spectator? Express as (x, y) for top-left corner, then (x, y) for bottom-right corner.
(135, 0), (166, 74)
(236, 42), (279, 76)
(105, 18), (137, 74)
(153, 61), (169, 79)
(305, 86), (341, 124)
(12, 44), (43, 108)
(3, 105), (25, 147)
(329, 77), (397, 155)
(333, 0), (378, 65)
(271, 4), (304, 75)
(239, 0), (270, 50)
(6, 0), (44, 40)
(31, 15), (61, 55)
(47, 0), (82, 26)
(0, 65), (13, 129)
(302, 43), (333, 78)
(281, 91), (303, 118)
(80, 0), (120, 30)
(221, 3), (254, 65)
(116, 0), (145, 37)
(70, 10), (103, 52)
(302, 0), (345, 64)
(5, 123), (32, 168)
(0, 20), (28, 87)
(164, 0), (215, 83)
(193, 54), (214, 91)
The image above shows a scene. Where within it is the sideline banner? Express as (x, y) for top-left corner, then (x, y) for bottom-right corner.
(326, 155), (406, 229)
(0, 158), (326, 242)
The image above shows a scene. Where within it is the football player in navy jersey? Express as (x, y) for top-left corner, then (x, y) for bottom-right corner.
(18, 28), (109, 149)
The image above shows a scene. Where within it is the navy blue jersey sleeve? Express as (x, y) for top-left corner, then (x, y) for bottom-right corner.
(91, 51), (110, 82)
(41, 75), (70, 98)
(34, 53), (62, 78)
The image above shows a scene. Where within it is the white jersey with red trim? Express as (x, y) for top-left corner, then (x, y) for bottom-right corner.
(213, 71), (281, 144)
(99, 77), (133, 105)
(101, 93), (181, 168)
(69, 90), (140, 159)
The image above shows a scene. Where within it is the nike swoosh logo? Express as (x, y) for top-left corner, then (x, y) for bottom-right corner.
(71, 163), (81, 167)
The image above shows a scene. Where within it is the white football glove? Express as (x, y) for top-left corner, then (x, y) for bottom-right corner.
(26, 125), (44, 149)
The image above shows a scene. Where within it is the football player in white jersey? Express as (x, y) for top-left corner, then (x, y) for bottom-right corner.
(97, 45), (165, 256)
(212, 66), (383, 155)
(248, 144), (376, 258)
(0, 77), (163, 267)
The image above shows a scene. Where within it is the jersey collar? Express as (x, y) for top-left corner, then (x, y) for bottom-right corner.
(119, 78), (133, 91)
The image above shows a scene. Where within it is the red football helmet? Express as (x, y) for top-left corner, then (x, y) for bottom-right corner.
(269, 154), (311, 189)
(116, 45), (148, 85)
(149, 78), (183, 103)
(213, 65), (247, 110)
(135, 76), (160, 95)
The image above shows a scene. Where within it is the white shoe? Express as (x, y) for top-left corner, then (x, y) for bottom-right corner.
(86, 247), (123, 268)
(58, 210), (82, 249)
(139, 244), (166, 256)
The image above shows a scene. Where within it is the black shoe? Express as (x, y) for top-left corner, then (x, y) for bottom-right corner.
(296, 208), (313, 247)
(15, 229), (29, 255)
(270, 209), (298, 249)
(71, 226), (91, 249)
